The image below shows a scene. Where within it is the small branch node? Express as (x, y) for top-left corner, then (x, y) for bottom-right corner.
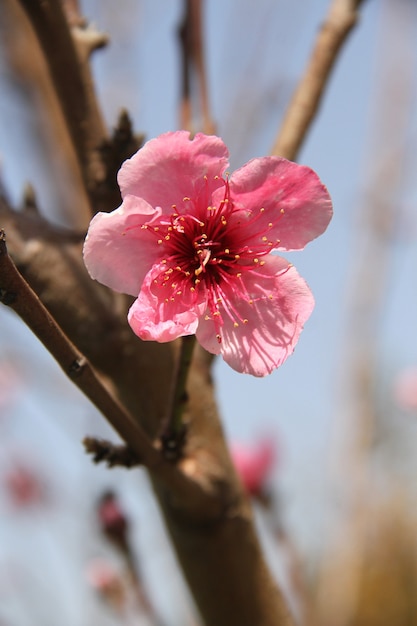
(0, 288), (17, 306)
(83, 437), (141, 468)
(72, 24), (109, 60)
(22, 183), (40, 214)
(68, 356), (87, 378)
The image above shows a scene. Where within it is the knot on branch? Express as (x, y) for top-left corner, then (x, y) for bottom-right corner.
(0, 288), (17, 306)
(83, 437), (141, 468)
(68, 357), (87, 378)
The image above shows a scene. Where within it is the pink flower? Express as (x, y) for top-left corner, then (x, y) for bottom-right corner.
(83, 132), (332, 376)
(231, 439), (276, 497)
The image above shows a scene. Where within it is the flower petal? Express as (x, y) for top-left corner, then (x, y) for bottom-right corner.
(118, 131), (229, 213)
(128, 262), (206, 342)
(227, 157), (333, 251)
(83, 195), (162, 296)
(196, 256), (314, 376)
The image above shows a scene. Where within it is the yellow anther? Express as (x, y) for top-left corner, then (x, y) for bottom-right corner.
(254, 258), (259, 264)
(262, 236), (268, 242)
(233, 322), (239, 328)
(213, 311), (221, 317)
(183, 196), (190, 201)
(243, 319), (248, 324)
(280, 208), (285, 214)
(249, 299), (253, 305)
(235, 254), (240, 260)
(158, 239), (163, 244)
(165, 235), (170, 240)
(268, 294), (273, 300)
(260, 261), (265, 266)
(268, 222), (273, 228)
(225, 248), (230, 254)
(236, 272), (242, 278)
(141, 225), (147, 229)
(205, 315), (210, 321)
(260, 207), (265, 213)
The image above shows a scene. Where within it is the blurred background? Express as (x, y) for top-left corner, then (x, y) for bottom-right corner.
(0, 0), (417, 624)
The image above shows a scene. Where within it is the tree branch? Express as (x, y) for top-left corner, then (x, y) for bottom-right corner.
(271, 0), (366, 161)
(178, 0), (215, 134)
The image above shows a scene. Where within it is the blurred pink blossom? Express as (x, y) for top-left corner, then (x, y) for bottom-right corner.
(231, 439), (277, 498)
(84, 131), (332, 376)
(4, 463), (46, 507)
(393, 366), (417, 411)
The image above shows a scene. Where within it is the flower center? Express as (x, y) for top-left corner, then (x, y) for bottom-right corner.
(137, 176), (286, 342)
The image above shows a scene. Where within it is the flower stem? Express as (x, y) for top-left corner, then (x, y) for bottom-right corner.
(160, 334), (196, 460)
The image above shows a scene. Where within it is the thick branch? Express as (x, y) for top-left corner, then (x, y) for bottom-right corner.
(271, 0), (366, 160)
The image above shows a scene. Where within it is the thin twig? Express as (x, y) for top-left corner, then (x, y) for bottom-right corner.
(271, 0), (366, 161)
(178, 0), (215, 134)
(160, 335), (196, 460)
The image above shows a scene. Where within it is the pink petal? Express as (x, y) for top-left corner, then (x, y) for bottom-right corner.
(83, 195), (161, 296)
(196, 256), (314, 376)
(227, 157), (333, 251)
(128, 262), (206, 342)
(118, 131), (229, 213)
